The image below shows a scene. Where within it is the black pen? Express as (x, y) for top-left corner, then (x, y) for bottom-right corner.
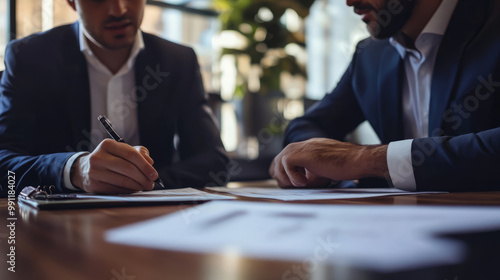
(98, 115), (166, 189)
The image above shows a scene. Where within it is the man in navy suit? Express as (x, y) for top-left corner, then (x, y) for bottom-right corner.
(0, 0), (228, 195)
(270, 0), (500, 191)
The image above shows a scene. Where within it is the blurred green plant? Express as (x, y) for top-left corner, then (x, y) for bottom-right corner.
(213, 0), (314, 96)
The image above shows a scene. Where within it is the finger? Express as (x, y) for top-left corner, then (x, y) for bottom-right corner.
(135, 146), (154, 165)
(102, 140), (158, 181)
(282, 156), (308, 187)
(102, 156), (156, 190)
(268, 157), (276, 177)
(91, 168), (154, 191)
(271, 155), (294, 188)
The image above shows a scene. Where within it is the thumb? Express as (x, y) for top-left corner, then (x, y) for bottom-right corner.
(283, 160), (308, 187)
(305, 169), (333, 188)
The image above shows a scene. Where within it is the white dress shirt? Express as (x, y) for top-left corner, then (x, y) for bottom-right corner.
(63, 24), (145, 191)
(386, 0), (458, 191)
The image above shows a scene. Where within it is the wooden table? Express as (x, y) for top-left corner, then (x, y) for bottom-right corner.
(1, 181), (500, 280)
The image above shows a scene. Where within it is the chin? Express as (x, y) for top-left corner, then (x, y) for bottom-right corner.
(366, 23), (383, 39)
(104, 38), (135, 50)
(366, 23), (399, 40)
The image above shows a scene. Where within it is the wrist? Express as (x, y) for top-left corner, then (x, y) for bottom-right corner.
(357, 144), (389, 178)
(70, 154), (87, 189)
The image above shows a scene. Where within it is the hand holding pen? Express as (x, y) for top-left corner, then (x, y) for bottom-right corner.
(69, 116), (165, 194)
(98, 115), (165, 189)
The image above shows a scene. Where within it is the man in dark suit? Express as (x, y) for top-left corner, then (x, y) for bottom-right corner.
(270, 0), (500, 191)
(0, 0), (228, 195)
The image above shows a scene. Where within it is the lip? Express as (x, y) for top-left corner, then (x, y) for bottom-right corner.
(104, 21), (133, 32)
(354, 8), (375, 23)
(354, 8), (372, 16)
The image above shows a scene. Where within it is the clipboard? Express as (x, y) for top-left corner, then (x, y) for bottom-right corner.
(18, 186), (235, 210)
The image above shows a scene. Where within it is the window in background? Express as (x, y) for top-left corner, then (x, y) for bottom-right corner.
(12, 0), (219, 93)
(306, 0), (368, 100)
(305, 0), (380, 144)
(16, 0), (77, 39)
(141, 3), (220, 93)
(0, 0), (8, 71)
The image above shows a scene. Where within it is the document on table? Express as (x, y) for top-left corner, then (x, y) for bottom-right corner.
(205, 187), (445, 201)
(106, 201), (500, 273)
(75, 188), (234, 202)
(19, 188), (234, 210)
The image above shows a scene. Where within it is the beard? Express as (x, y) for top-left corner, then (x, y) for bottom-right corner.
(365, 0), (417, 39)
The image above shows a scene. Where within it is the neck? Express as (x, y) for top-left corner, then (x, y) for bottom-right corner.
(86, 38), (133, 75)
(400, 0), (443, 43)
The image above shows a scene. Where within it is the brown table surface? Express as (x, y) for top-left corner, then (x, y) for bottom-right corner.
(1, 181), (500, 280)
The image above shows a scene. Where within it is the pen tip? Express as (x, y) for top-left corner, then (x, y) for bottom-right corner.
(157, 180), (165, 189)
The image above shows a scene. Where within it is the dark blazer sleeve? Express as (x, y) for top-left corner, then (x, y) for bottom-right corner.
(158, 48), (229, 188)
(412, 128), (500, 191)
(284, 54), (366, 146)
(0, 41), (75, 196)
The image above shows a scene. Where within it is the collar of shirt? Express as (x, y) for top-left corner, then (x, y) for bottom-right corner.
(78, 22), (145, 76)
(389, 0), (458, 60)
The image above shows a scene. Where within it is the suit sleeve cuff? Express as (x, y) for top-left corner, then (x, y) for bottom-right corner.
(387, 140), (416, 191)
(63, 152), (88, 191)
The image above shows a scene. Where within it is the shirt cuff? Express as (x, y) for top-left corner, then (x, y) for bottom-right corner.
(63, 152), (89, 191)
(387, 140), (416, 191)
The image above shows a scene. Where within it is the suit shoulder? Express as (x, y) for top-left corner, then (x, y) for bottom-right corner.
(141, 32), (196, 58)
(7, 24), (76, 56)
(354, 37), (392, 57)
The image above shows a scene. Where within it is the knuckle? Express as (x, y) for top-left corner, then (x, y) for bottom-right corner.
(140, 146), (149, 155)
(281, 155), (291, 164)
(100, 138), (114, 149)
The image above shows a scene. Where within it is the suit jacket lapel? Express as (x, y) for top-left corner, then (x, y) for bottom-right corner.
(428, 1), (487, 135)
(64, 22), (91, 151)
(377, 46), (404, 142)
(134, 36), (171, 150)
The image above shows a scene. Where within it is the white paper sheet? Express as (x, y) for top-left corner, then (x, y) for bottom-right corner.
(75, 188), (235, 202)
(206, 187), (445, 201)
(106, 201), (500, 273)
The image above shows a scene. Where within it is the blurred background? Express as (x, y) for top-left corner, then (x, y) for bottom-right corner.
(0, 0), (380, 180)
